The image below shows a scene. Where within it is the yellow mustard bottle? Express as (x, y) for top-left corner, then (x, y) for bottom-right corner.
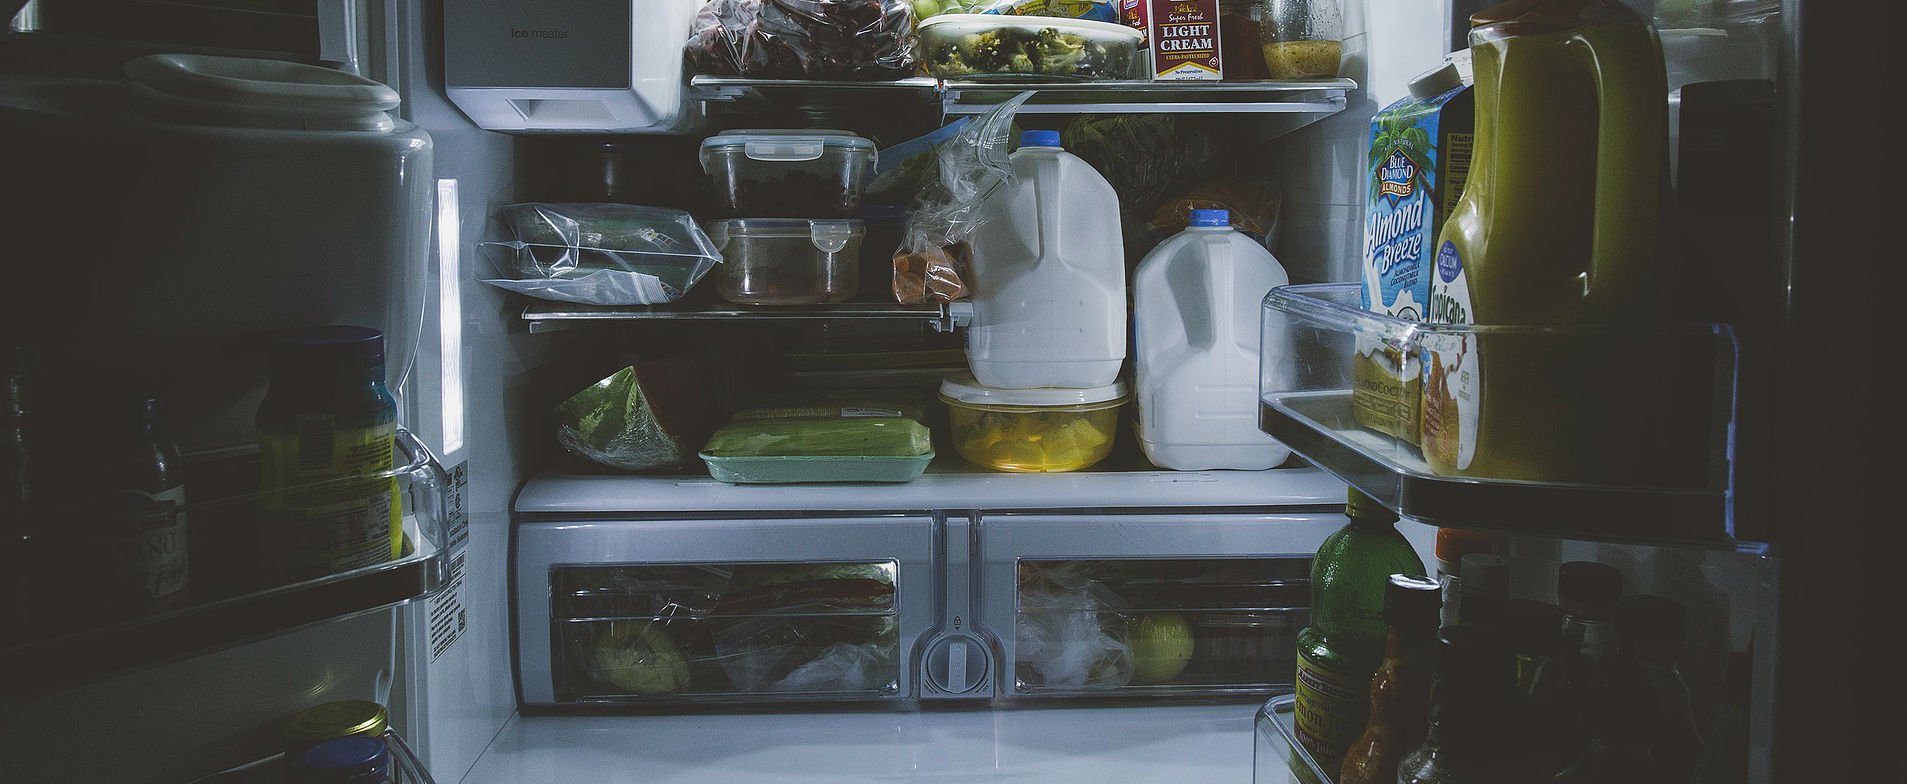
(1421, 0), (1674, 483)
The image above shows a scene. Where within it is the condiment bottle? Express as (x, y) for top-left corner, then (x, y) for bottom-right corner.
(284, 699), (390, 759)
(1340, 574), (1442, 784)
(1293, 488), (1427, 769)
(257, 326), (402, 582)
(293, 736), (393, 783)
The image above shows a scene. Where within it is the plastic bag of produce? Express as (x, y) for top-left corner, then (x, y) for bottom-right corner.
(1015, 582), (1135, 690)
(684, 0), (919, 81)
(479, 203), (723, 306)
(710, 564), (901, 693)
(555, 352), (729, 471)
(1150, 177), (1283, 249)
(892, 92), (1033, 304)
(1062, 114), (1216, 220)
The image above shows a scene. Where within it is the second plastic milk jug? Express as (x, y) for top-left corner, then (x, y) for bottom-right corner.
(965, 130), (1126, 390)
(1134, 209), (1292, 470)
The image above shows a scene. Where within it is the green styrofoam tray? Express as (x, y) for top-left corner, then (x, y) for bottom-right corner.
(699, 451), (935, 484)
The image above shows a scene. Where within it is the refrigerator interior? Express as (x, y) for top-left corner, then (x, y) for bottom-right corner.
(0, 0), (1815, 780)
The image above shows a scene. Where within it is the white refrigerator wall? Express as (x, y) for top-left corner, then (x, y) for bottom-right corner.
(392, 2), (533, 781)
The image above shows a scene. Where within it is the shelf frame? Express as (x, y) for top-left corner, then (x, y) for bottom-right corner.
(522, 300), (973, 333)
(689, 74), (1357, 120)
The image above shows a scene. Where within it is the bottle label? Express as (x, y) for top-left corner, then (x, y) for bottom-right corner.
(97, 485), (190, 601)
(1295, 650), (1369, 765)
(263, 416), (402, 577)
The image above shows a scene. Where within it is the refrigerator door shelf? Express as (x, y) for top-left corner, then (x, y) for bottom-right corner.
(0, 429), (452, 698)
(1262, 283), (1744, 545)
(515, 516), (935, 707)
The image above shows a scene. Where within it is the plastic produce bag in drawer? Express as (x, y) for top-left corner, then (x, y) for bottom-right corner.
(1016, 582), (1135, 690)
(710, 564), (901, 693)
(588, 619), (695, 696)
(684, 0), (920, 81)
(479, 203), (722, 306)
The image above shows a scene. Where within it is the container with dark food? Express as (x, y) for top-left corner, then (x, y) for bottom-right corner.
(708, 218), (866, 305)
(701, 130), (877, 218)
(684, 0), (920, 81)
(919, 14), (1142, 81)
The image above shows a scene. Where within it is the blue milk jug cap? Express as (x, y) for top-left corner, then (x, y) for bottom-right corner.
(1020, 130), (1061, 148)
(1189, 209), (1229, 227)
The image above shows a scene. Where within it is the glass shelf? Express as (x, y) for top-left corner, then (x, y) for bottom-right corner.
(522, 300), (972, 334)
(0, 429), (451, 698)
(689, 74), (1355, 119)
(1259, 284), (1742, 546)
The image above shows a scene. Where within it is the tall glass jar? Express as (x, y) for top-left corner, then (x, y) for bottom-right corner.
(1259, 0), (1345, 79)
(257, 326), (402, 583)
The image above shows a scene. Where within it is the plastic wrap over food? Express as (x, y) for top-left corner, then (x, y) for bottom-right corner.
(975, 0), (1118, 22)
(1015, 581), (1135, 690)
(684, 0), (920, 81)
(480, 203), (722, 306)
(555, 353), (728, 471)
(892, 92), (1032, 303)
(1062, 114), (1216, 220)
(710, 563), (901, 693)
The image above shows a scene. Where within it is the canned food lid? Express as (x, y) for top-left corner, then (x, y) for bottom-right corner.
(938, 372), (1129, 407)
(706, 219), (865, 253)
(284, 700), (389, 743)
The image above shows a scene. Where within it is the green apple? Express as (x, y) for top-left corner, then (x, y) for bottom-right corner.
(913, 0), (945, 18)
(1129, 612), (1195, 684)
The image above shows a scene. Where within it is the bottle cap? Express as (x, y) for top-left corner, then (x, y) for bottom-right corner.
(1556, 561), (1624, 608)
(1345, 487), (1398, 525)
(1189, 208), (1230, 227)
(1434, 528), (1492, 564)
(1020, 130), (1061, 148)
(270, 326), (385, 380)
(299, 735), (389, 772)
(1502, 599), (1564, 654)
(1382, 573), (1443, 629)
(1407, 61), (1465, 99)
(1617, 594), (1688, 645)
(1458, 553), (1509, 596)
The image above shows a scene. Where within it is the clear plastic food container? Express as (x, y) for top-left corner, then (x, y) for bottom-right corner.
(708, 218), (865, 305)
(939, 372), (1128, 472)
(918, 14), (1143, 81)
(700, 130), (876, 218)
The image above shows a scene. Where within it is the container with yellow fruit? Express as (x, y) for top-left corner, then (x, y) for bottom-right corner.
(939, 373), (1127, 472)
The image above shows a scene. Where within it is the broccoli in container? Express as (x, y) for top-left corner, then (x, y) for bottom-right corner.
(920, 14), (1141, 81)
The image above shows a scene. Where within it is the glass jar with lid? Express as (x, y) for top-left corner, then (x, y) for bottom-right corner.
(1258, 0), (1345, 79)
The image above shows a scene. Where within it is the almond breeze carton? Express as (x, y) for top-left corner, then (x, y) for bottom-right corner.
(1352, 62), (1473, 444)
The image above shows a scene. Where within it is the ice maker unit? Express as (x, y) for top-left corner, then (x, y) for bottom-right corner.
(444, 0), (702, 133)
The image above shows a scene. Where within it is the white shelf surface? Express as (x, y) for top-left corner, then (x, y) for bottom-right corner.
(516, 465), (1348, 515)
(462, 702), (1262, 784)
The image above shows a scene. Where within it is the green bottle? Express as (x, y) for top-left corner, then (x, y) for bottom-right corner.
(1294, 488), (1428, 768)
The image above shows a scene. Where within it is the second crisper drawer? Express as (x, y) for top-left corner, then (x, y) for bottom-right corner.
(515, 515), (934, 707)
(977, 513), (1343, 699)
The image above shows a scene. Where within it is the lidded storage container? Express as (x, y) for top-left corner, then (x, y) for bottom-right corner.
(708, 218), (865, 305)
(700, 129), (876, 218)
(940, 372), (1128, 473)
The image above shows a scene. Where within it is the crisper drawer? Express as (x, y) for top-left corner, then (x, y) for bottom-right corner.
(515, 515), (934, 707)
(977, 512), (1342, 699)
